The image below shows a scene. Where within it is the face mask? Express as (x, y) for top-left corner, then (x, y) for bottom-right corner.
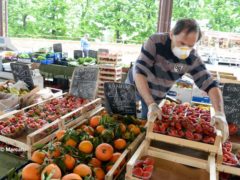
(172, 46), (191, 60)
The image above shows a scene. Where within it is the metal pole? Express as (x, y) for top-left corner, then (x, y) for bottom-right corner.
(0, 0), (3, 36)
(5, 0), (7, 37)
(157, 0), (173, 33)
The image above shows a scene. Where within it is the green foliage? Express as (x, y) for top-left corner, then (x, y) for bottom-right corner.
(7, 0), (240, 43)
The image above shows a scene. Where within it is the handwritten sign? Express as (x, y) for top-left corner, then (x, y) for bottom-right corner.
(69, 66), (99, 99)
(53, 43), (62, 53)
(223, 83), (240, 125)
(104, 82), (136, 116)
(10, 63), (34, 90)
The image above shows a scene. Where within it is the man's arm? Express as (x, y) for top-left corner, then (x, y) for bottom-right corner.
(208, 87), (224, 113)
(135, 74), (155, 106)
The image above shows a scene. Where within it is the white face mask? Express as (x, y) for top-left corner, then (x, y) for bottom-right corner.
(172, 46), (192, 60)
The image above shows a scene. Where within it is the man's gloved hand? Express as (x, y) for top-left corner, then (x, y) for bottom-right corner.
(147, 103), (162, 121)
(211, 112), (229, 143)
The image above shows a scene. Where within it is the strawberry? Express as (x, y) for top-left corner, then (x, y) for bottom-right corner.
(142, 171), (151, 180)
(143, 158), (154, 166)
(228, 123), (238, 136)
(135, 160), (144, 168)
(193, 133), (203, 141)
(132, 167), (143, 177)
(185, 131), (194, 140)
(143, 165), (153, 172)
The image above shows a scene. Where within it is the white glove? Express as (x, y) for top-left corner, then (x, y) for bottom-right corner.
(211, 112), (229, 143)
(147, 103), (162, 121)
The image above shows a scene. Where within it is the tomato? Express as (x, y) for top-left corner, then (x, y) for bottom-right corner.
(228, 123), (238, 136)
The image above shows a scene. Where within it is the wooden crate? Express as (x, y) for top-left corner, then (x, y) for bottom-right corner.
(216, 143), (240, 176)
(40, 107), (145, 180)
(0, 97), (102, 159)
(146, 100), (222, 154)
(97, 54), (122, 65)
(126, 139), (217, 180)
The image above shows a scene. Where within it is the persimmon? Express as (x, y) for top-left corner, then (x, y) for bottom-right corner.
(31, 150), (46, 164)
(114, 139), (127, 150)
(73, 164), (92, 177)
(78, 140), (93, 154)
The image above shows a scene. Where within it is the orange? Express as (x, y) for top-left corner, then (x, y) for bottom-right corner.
(100, 110), (108, 116)
(78, 140), (93, 154)
(64, 154), (76, 170)
(22, 163), (41, 180)
(94, 167), (105, 180)
(90, 115), (101, 128)
(110, 152), (125, 167)
(41, 164), (62, 179)
(114, 139), (127, 150)
(62, 173), (82, 180)
(96, 125), (105, 134)
(48, 142), (61, 158)
(74, 164), (92, 177)
(65, 138), (77, 147)
(56, 130), (66, 140)
(130, 126), (141, 135)
(95, 143), (113, 161)
(89, 157), (102, 168)
(83, 126), (95, 136)
(106, 165), (120, 176)
(119, 123), (126, 133)
(128, 124), (135, 130)
(31, 150), (46, 164)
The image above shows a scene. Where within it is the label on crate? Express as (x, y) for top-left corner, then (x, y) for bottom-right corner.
(10, 63), (34, 90)
(70, 66), (99, 99)
(104, 82), (136, 116)
(223, 83), (240, 125)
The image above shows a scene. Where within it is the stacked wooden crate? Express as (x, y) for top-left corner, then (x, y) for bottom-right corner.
(97, 52), (122, 101)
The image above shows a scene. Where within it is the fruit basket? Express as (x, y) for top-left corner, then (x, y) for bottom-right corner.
(217, 142), (240, 177)
(147, 100), (222, 154)
(126, 139), (217, 180)
(19, 109), (146, 180)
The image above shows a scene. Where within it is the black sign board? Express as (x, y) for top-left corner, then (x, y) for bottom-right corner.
(10, 63), (34, 90)
(53, 43), (62, 53)
(223, 83), (240, 125)
(104, 82), (136, 116)
(74, 50), (83, 59)
(69, 66), (99, 99)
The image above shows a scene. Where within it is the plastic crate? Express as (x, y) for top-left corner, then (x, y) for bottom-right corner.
(40, 58), (54, 64)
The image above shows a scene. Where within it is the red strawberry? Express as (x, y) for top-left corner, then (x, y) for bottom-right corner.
(194, 133), (203, 141)
(135, 160), (144, 168)
(144, 158), (154, 165)
(132, 167), (143, 177)
(185, 131), (194, 140)
(143, 165), (153, 172)
(142, 171), (151, 179)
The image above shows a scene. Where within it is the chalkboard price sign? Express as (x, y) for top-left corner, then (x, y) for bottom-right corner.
(223, 83), (240, 125)
(104, 82), (136, 116)
(10, 63), (34, 90)
(69, 66), (99, 99)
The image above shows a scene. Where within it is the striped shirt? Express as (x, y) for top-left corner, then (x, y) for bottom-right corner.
(126, 33), (218, 103)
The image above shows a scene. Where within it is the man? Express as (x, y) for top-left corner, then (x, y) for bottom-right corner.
(80, 34), (90, 57)
(126, 19), (229, 142)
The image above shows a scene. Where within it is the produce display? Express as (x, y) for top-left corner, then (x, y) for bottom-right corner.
(0, 83), (30, 96)
(153, 101), (216, 144)
(20, 113), (145, 179)
(0, 95), (88, 138)
(78, 57), (96, 65)
(132, 157), (155, 180)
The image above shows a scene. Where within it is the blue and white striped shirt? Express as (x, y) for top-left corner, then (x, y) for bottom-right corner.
(126, 33), (218, 103)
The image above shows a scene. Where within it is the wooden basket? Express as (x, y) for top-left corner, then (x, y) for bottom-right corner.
(146, 100), (222, 154)
(126, 139), (217, 180)
(0, 95), (102, 159)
